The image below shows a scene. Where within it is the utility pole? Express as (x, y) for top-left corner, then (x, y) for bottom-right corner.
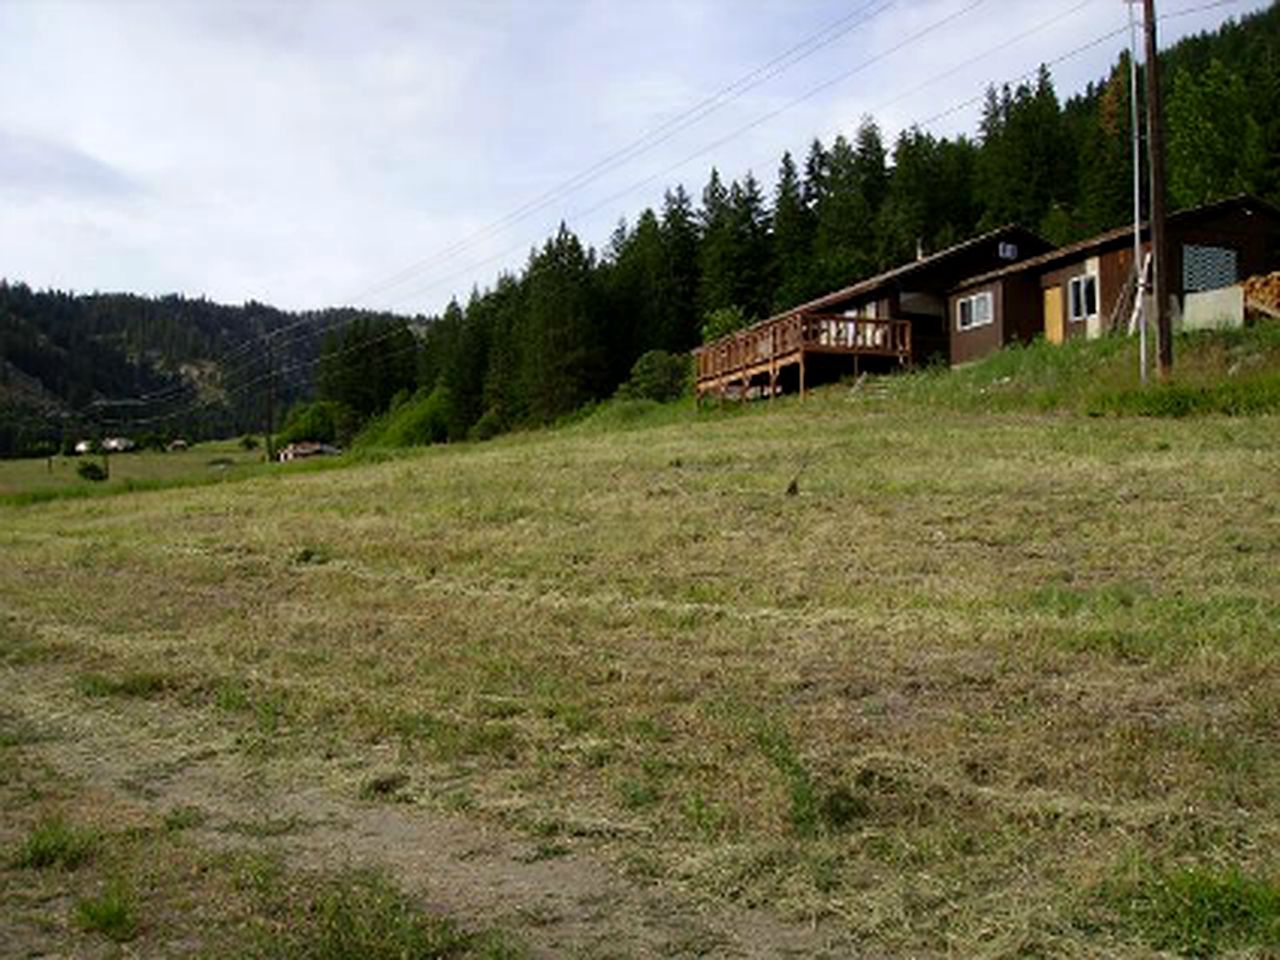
(265, 335), (276, 463)
(1127, 0), (1147, 384)
(1142, 0), (1173, 378)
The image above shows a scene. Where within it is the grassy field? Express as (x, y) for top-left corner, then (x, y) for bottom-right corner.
(2, 341), (1279, 955)
(0, 440), (268, 502)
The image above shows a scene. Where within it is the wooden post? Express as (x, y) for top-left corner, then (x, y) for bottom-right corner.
(799, 353), (806, 399)
(1143, 0), (1172, 378)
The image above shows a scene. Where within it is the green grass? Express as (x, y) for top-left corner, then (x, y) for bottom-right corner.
(888, 320), (1280, 416)
(0, 438), (351, 505)
(76, 670), (176, 699)
(262, 869), (523, 960)
(75, 878), (139, 942)
(0, 749), (524, 958)
(1, 329), (1278, 955)
(1103, 862), (1280, 956)
(13, 816), (99, 870)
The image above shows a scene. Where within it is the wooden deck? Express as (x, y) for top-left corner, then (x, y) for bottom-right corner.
(694, 312), (911, 399)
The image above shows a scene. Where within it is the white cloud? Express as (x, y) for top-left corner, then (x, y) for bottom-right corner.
(0, 0), (1268, 314)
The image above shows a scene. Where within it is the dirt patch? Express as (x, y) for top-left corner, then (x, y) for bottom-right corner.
(6, 668), (854, 958)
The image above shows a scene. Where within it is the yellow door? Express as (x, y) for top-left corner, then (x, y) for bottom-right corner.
(1044, 286), (1065, 344)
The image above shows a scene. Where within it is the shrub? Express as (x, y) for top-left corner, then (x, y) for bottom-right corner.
(616, 350), (690, 403)
(700, 304), (749, 343)
(76, 460), (107, 482)
(354, 386), (452, 449)
(278, 400), (356, 447)
(240, 435), (260, 450)
(469, 408), (506, 442)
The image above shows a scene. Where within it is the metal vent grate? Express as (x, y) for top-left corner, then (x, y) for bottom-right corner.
(1183, 244), (1238, 292)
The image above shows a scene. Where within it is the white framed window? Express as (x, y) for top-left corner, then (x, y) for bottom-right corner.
(1068, 274), (1098, 322)
(956, 291), (993, 332)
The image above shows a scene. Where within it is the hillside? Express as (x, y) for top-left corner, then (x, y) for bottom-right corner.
(0, 282), (419, 457)
(2, 376), (1277, 956)
(5, 6), (1278, 460)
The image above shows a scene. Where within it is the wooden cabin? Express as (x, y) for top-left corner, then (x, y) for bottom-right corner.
(694, 225), (1052, 400)
(947, 195), (1280, 363)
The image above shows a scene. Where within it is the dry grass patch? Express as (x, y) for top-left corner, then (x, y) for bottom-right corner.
(2, 396), (1277, 954)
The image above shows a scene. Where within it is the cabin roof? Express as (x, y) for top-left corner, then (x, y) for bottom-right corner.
(953, 194), (1280, 291)
(724, 224), (1051, 341)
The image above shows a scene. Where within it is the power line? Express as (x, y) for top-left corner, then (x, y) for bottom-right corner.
(86, 0), (1249, 432)
(383, 0), (991, 311)
(83, 2), (1126, 431)
(86, 1), (901, 417)
(340, 0), (899, 308)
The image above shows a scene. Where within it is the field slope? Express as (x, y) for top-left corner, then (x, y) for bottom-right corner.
(2, 385), (1278, 957)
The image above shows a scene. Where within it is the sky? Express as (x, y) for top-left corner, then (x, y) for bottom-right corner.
(0, 0), (1269, 317)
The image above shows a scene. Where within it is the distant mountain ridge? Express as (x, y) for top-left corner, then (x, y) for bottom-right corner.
(0, 281), (415, 456)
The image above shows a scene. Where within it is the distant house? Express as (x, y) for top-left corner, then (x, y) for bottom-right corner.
(73, 440), (93, 455)
(102, 437), (135, 453)
(947, 195), (1280, 364)
(167, 439), (189, 452)
(694, 225), (1052, 400)
(278, 441), (340, 462)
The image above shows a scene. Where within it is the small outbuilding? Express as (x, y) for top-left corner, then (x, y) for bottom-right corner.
(278, 441), (341, 462)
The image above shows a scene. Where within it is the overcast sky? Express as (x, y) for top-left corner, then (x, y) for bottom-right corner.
(0, 0), (1268, 317)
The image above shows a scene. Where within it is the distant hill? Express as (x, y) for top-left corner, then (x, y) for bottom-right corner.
(0, 281), (416, 457)
(4, 4), (1277, 457)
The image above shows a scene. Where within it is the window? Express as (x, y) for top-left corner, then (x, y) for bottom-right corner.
(1183, 244), (1237, 292)
(998, 241), (1019, 260)
(1068, 274), (1097, 322)
(956, 291), (993, 332)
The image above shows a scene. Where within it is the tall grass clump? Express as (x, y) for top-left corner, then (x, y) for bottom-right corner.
(1104, 862), (1280, 956)
(13, 815), (99, 869)
(75, 879), (139, 942)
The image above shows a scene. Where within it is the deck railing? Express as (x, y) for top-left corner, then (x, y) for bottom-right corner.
(695, 312), (910, 385)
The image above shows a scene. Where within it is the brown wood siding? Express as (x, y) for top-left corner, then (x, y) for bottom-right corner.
(1001, 274), (1042, 344)
(948, 283), (1003, 365)
(1169, 209), (1279, 292)
(1099, 246), (1133, 327)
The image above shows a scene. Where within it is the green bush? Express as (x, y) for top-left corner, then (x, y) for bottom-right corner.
(354, 385), (453, 449)
(469, 408), (506, 442)
(277, 400), (355, 446)
(700, 304), (749, 343)
(616, 350), (690, 403)
(76, 460), (108, 482)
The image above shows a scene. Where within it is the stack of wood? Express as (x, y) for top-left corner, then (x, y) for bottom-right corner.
(1243, 271), (1280, 319)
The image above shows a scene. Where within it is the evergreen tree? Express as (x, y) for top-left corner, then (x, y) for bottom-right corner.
(771, 150), (815, 311)
(1167, 58), (1267, 207)
(812, 134), (875, 292)
(697, 167), (735, 319)
(659, 185), (701, 350)
(517, 224), (603, 422)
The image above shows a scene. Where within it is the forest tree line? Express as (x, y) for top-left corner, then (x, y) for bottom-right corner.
(4, 6), (1279, 456)
(310, 6), (1279, 445)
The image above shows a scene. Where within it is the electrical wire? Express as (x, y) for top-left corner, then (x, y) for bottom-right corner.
(85, 0), (1251, 431)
